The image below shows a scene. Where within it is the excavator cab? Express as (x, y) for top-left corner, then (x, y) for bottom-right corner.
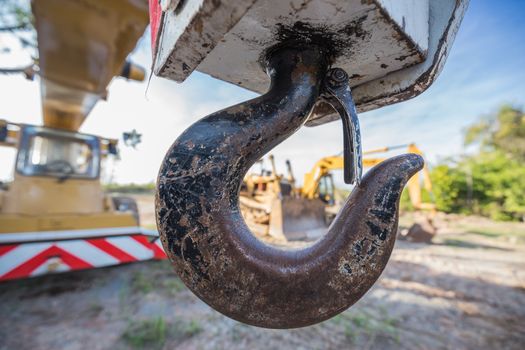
(240, 156), (328, 241)
(317, 173), (336, 206)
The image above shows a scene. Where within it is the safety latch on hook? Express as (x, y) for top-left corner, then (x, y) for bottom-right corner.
(321, 68), (363, 185)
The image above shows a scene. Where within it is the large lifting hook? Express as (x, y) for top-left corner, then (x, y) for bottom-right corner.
(156, 46), (423, 328)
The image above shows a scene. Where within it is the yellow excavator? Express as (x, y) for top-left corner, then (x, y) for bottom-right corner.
(302, 144), (435, 208)
(241, 144), (436, 242)
(0, 0), (166, 282)
(299, 143), (437, 242)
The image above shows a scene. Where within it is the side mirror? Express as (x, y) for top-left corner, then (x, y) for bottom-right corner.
(123, 129), (142, 149)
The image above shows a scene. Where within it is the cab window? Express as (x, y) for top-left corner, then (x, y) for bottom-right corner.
(318, 175), (335, 205)
(17, 126), (100, 179)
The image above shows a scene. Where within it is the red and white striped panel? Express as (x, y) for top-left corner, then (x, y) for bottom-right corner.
(0, 234), (167, 282)
(151, 238), (167, 259)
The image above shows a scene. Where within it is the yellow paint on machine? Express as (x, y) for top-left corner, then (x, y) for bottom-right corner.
(0, 1), (149, 240)
(0, 212), (137, 234)
(0, 122), (141, 235)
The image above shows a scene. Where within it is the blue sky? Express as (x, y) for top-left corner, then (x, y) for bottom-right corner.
(0, 1), (524, 184)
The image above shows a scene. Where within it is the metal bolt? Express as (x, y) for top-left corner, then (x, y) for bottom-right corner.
(326, 68), (348, 88)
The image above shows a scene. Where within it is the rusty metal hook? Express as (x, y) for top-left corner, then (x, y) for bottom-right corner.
(156, 46), (423, 328)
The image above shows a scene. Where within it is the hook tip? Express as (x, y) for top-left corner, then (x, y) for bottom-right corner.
(403, 153), (425, 175)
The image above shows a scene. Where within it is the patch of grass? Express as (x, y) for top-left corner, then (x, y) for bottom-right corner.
(87, 302), (104, 315)
(443, 239), (478, 248)
(455, 222), (525, 242)
(330, 310), (399, 343)
(161, 278), (186, 295)
(184, 320), (202, 336)
(350, 313), (369, 328)
(330, 314), (344, 325)
(118, 286), (131, 313)
(131, 271), (154, 294)
(150, 260), (174, 273)
(129, 261), (187, 296)
(172, 319), (203, 340)
(229, 323), (250, 342)
(122, 317), (202, 348)
(343, 326), (357, 342)
(230, 326), (242, 342)
(442, 238), (511, 251)
(122, 317), (167, 349)
(381, 317), (400, 343)
(329, 313), (360, 342)
(468, 228), (525, 243)
(147, 261), (187, 295)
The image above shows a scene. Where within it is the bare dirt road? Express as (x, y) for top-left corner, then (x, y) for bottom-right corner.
(1, 196), (524, 350)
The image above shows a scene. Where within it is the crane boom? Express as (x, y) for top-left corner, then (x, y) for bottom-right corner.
(32, 0), (149, 131)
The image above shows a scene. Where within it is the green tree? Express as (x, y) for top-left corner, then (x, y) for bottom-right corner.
(464, 151), (525, 220)
(0, 0), (36, 75)
(0, 0), (32, 32)
(430, 164), (469, 214)
(465, 105), (525, 161)
(430, 105), (525, 221)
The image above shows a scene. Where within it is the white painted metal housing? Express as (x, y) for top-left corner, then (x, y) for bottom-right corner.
(152, 0), (468, 125)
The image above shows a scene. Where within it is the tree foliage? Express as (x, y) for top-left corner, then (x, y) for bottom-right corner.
(0, 0), (33, 32)
(465, 105), (525, 161)
(430, 105), (525, 221)
(0, 0), (36, 74)
(429, 164), (468, 213)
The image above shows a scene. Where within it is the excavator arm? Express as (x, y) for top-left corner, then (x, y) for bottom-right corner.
(406, 144), (435, 211)
(301, 143), (435, 211)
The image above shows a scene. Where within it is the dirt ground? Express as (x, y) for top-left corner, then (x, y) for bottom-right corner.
(1, 195), (524, 350)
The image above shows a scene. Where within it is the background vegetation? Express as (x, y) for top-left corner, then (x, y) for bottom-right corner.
(406, 105), (525, 221)
(107, 106), (525, 221)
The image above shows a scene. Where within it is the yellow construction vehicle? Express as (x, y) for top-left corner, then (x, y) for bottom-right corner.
(299, 143), (437, 240)
(241, 144), (436, 242)
(0, 120), (139, 233)
(360, 144), (436, 212)
(240, 155), (327, 241)
(0, 0), (166, 282)
(302, 144), (435, 209)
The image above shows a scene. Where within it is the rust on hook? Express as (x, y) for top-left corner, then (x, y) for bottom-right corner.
(155, 46), (423, 328)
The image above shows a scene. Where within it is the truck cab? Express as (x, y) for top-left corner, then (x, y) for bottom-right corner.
(0, 120), (138, 233)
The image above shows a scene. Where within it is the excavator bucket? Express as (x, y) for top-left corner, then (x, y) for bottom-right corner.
(268, 197), (327, 241)
(239, 190), (328, 242)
